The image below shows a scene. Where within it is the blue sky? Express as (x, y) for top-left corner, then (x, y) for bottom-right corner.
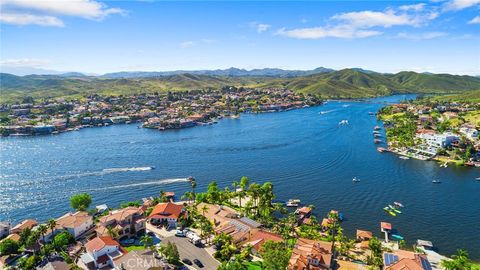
(0, 0), (479, 75)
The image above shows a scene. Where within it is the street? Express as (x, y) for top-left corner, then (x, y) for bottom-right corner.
(162, 236), (220, 270)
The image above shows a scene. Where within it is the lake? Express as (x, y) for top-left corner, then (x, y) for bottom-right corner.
(1, 95), (478, 258)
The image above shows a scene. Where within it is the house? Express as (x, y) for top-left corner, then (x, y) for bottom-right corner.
(215, 217), (262, 244)
(416, 132), (459, 149)
(148, 202), (185, 228)
(0, 222), (10, 239)
(48, 211), (93, 240)
(336, 260), (367, 270)
(383, 250), (432, 270)
(10, 219), (37, 234)
(81, 236), (124, 269)
(460, 126), (478, 141)
(288, 238), (333, 270)
(0, 233), (20, 243)
(38, 259), (71, 270)
(96, 207), (145, 240)
(242, 230), (283, 255)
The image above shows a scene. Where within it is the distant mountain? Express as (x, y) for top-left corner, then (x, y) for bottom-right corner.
(1, 69), (479, 102)
(101, 67), (335, 78)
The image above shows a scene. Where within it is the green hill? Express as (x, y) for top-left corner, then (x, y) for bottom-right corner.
(1, 69), (479, 102)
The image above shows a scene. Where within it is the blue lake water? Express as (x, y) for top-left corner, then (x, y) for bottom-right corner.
(1, 95), (478, 258)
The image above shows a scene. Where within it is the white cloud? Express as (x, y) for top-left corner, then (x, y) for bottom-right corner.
(468, 15), (480, 24)
(396, 31), (448, 39)
(277, 5), (439, 40)
(249, 22), (271, 33)
(399, 3), (427, 11)
(0, 13), (64, 26)
(180, 41), (195, 48)
(0, 58), (51, 67)
(443, 0), (480, 10)
(276, 25), (382, 39)
(0, 0), (124, 26)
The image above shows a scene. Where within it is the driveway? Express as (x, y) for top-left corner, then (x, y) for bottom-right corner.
(162, 236), (220, 270)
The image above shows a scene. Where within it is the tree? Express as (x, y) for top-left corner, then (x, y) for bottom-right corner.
(54, 231), (74, 248)
(441, 249), (473, 270)
(106, 225), (120, 239)
(70, 193), (92, 211)
(260, 240), (291, 270)
(37, 224), (48, 244)
(140, 234), (153, 249)
(239, 177), (249, 207)
(47, 219), (57, 247)
(190, 178), (197, 202)
(367, 237), (383, 268)
(0, 239), (19, 255)
(159, 242), (180, 264)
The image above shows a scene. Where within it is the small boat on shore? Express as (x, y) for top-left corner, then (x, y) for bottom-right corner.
(286, 199), (301, 207)
(374, 139), (382, 144)
(374, 125), (380, 130)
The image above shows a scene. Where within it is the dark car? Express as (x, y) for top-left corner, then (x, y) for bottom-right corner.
(193, 259), (204, 268)
(182, 258), (192, 265)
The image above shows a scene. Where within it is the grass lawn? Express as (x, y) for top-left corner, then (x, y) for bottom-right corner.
(124, 245), (145, 252)
(472, 263), (480, 270)
(244, 261), (262, 270)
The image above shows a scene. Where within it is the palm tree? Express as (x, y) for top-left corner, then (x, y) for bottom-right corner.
(239, 177), (249, 208)
(106, 226), (120, 239)
(232, 181), (239, 206)
(201, 204), (209, 216)
(47, 219), (57, 247)
(190, 178), (197, 202)
(140, 234), (153, 249)
(37, 224), (48, 244)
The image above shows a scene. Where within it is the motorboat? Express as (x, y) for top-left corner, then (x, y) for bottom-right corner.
(432, 180), (441, 184)
(352, 177), (360, 182)
(394, 202), (404, 208)
(286, 199), (301, 207)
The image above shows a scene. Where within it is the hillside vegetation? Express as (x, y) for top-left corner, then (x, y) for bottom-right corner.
(1, 69), (479, 102)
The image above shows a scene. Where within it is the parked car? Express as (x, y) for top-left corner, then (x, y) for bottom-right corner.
(175, 230), (186, 237)
(193, 259), (204, 268)
(182, 258), (192, 265)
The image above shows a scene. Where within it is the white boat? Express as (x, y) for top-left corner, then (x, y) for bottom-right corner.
(394, 201), (404, 208)
(352, 177), (360, 182)
(399, 156), (410, 160)
(432, 180), (441, 184)
(286, 199), (301, 207)
(475, 177), (480, 181)
(338, 120), (349, 125)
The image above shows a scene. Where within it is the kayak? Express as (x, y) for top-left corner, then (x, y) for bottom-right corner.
(392, 208), (402, 214)
(391, 234), (404, 240)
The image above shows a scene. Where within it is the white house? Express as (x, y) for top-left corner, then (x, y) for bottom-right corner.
(416, 132), (459, 149)
(460, 127), (478, 141)
(47, 211), (93, 240)
(81, 236), (124, 269)
(148, 202), (185, 229)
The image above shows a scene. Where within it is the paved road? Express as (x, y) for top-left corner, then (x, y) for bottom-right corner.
(162, 236), (220, 270)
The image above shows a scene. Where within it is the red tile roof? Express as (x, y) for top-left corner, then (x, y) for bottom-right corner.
(245, 230), (283, 251)
(85, 236), (119, 253)
(149, 202), (184, 220)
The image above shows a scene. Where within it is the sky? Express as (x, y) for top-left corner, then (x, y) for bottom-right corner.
(0, 0), (479, 75)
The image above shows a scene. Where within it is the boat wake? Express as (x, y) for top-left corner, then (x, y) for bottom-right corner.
(319, 109), (337, 115)
(93, 178), (189, 191)
(102, 166), (154, 173)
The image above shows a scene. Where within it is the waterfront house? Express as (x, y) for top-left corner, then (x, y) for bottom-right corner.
(242, 230), (283, 255)
(46, 211), (93, 241)
(148, 202), (185, 229)
(383, 250), (432, 270)
(10, 219), (37, 234)
(460, 126), (478, 141)
(0, 222), (10, 239)
(81, 236), (124, 269)
(96, 207), (145, 240)
(288, 238), (333, 270)
(416, 132), (459, 149)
